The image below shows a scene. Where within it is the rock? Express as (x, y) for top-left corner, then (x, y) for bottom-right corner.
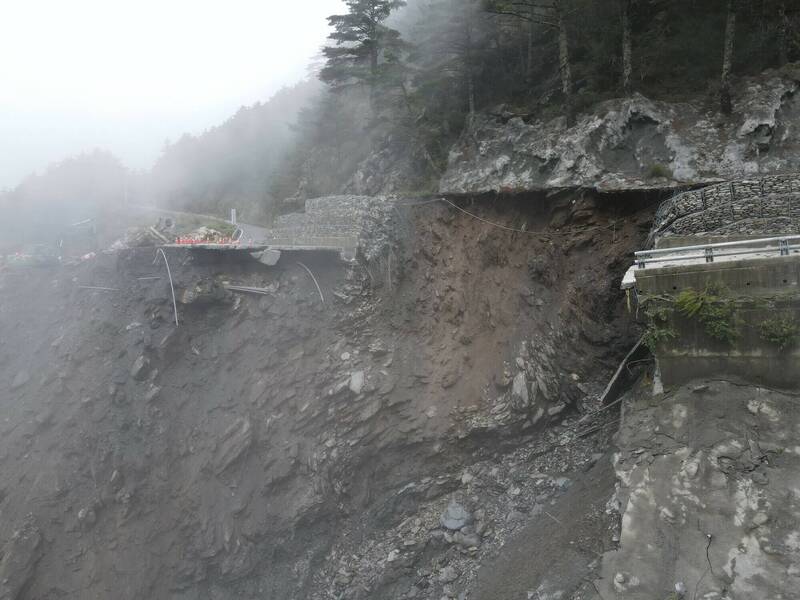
(752, 512), (770, 527)
(440, 501), (471, 531)
(144, 385), (161, 403)
(368, 341), (388, 356)
(453, 531), (481, 548)
(179, 278), (229, 305)
(510, 372), (529, 411)
(340, 352), (351, 361)
(506, 509), (526, 523)
(438, 566), (459, 584)
(130, 355), (150, 381)
(349, 371), (365, 395)
(212, 418), (253, 475)
(461, 472), (474, 485)
(78, 506), (97, 527)
(10, 370), (30, 390)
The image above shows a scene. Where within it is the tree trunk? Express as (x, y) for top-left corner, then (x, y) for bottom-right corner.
(554, 0), (574, 126)
(720, 0), (737, 115)
(465, 16), (476, 121)
(527, 5), (535, 86)
(621, 0), (633, 95)
(778, 1), (789, 66)
(369, 45), (379, 112)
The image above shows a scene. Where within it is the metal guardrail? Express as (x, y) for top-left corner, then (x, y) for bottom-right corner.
(635, 235), (800, 269)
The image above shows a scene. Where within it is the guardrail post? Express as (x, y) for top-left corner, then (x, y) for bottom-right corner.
(781, 239), (790, 256)
(704, 247), (714, 263)
(637, 254), (648, 269)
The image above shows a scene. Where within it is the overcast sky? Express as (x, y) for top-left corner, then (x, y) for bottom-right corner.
(0, 0), (344, 189)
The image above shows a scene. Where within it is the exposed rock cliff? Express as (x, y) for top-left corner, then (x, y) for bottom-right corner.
(440, 67), (800, 196)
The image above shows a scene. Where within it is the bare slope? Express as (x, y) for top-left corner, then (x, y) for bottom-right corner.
(0, 193), (650, 599)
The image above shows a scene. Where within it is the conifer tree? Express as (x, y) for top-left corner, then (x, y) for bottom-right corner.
(321, 0), (408, 108)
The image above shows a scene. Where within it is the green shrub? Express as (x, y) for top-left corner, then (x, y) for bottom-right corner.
(760, 317), (800, 350)
(646, 163), (674, 180)
(675, 285), (739, 345)
(643, 304), (677, 352)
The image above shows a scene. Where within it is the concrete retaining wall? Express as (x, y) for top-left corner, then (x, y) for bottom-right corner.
(638, 255), (800, 387)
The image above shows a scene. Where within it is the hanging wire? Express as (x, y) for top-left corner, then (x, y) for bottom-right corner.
(297, 261), (325, 306)
(154, 248), (180, 327)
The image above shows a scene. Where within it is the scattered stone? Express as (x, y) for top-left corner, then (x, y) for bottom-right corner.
(453, 531), (481, 548)
(438, 565), (459, 584)
(130, 355), (150, 381)
(341, 352), (351, 361)
(511, 372), (529, 411)
(752, 512), (769, 527)
(144, 385), (161, 403)
(349, 371), (365, 395)
(10, 370), (30, 390)
(461, 472), (474, 485)
(77, 506), (97, 527)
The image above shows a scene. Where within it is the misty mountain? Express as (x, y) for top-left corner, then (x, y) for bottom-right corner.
(146, 79), (321, 222)
(0, 149), (125, 248)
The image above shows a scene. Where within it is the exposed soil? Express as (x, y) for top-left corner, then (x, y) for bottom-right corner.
(0, 192), (653, 599)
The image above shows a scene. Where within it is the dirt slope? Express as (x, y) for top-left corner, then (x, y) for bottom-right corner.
(0, 193), (652, 599)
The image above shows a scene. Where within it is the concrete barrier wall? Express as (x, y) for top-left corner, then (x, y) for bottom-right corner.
(635, 256), (800, 295)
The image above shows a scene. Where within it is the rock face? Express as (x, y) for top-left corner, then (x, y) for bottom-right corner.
(441, 67), (800, 195)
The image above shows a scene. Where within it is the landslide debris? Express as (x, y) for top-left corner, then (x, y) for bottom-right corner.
(0, 192), (650, 599)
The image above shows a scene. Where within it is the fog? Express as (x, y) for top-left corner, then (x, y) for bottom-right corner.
(0, 0), (345, 189)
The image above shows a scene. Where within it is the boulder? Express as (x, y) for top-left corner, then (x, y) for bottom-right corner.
(130, 355), (150, 381)
(349, 371), (365, 395)
(510, 372), (529, 411)
(440, 500), (471, 531)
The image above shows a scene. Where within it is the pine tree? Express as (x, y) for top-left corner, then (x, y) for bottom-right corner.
(321, 0), (408, 108)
